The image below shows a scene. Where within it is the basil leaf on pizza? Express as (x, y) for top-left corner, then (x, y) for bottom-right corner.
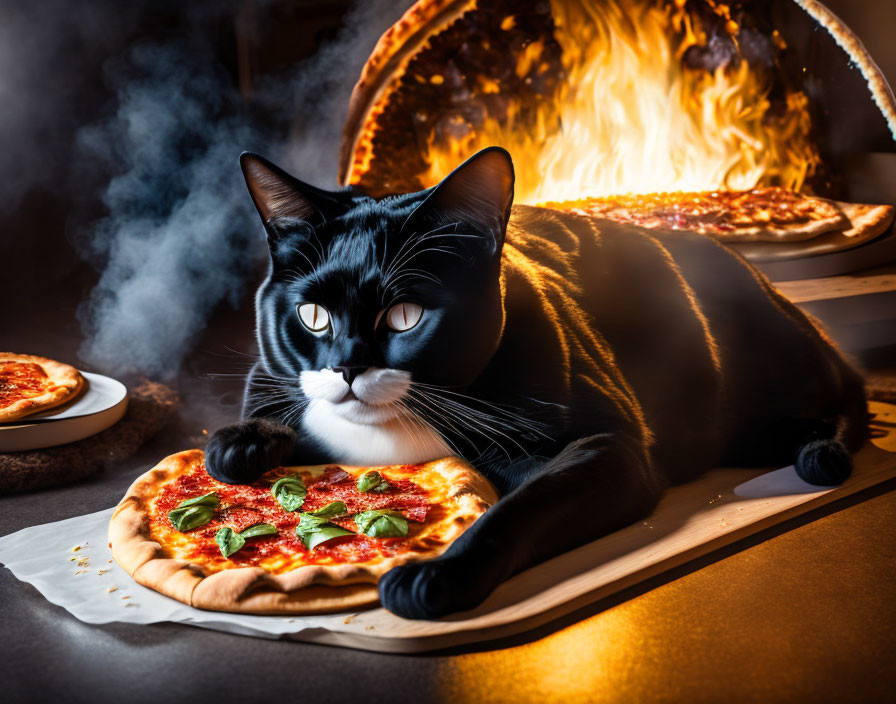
(177, 491), (220, 509)
(271, 476), (307, 512)
(168, 505), (215, 532)
(240, 522), (278, 539)
(305, 501), (348, 519)
(167, 491), (220, 531)
(356, 471), (390, 493)
(215, 527), (246, 557)
(216, 523), (278, 557)
(305, 524), (355, 550)
(354, 509), (409, 538)
(295, 512), (353, 549)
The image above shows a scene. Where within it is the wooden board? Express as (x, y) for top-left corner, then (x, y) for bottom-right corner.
(774, 264), (896, 303)
(288, 401), (896, 652)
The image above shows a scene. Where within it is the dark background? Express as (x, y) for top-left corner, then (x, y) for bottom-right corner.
(0, 0), (894, 384)
(0, 0), (407, 396)
(1, 1), (895, 702)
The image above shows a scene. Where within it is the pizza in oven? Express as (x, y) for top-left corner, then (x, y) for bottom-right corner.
(544, 187), (893, 243)
(108, 449), (497, 614)
(0, 353), (85, 422)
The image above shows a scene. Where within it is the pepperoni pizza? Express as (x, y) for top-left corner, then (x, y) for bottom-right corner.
(109, 450), (497, 614)
(544, 187), (893, 243)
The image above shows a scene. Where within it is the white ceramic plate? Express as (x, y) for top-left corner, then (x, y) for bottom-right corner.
(0, 372), (129, 452)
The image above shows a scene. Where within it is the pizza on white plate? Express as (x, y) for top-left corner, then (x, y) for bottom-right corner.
(0, 353), (85, 423)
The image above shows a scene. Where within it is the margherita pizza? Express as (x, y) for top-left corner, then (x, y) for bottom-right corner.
(544, 187), (893, 243)
(0, 353), (85, 422)
(109, 450), (497, 614)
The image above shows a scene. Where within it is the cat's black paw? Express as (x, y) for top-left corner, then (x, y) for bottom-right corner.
(205, 418), (296, 484)
(379, 558), (492, 620)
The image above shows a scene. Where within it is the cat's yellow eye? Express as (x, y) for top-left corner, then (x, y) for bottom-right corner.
(385, 302), (423, 332)
(297, 303), (330, 332)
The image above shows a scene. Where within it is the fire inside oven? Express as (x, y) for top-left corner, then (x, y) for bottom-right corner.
(336, 0), (896, 275)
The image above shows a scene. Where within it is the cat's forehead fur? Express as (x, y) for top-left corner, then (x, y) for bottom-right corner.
(337, 191), (431, 236)
(276, 189), (435, 307)
(306, 189), (430, 249)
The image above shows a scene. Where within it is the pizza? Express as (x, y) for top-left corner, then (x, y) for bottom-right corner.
(0, 353), (85, 423)
(544, 187), (892, 243)
(834, 201), (895, 239)
(108, 449), (498, 614)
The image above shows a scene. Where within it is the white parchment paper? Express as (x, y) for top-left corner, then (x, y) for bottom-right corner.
(0, 508), (362, 640)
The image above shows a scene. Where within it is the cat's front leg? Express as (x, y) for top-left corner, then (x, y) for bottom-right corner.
(205, 418), (297, 484)
(379, 432), (664, 619)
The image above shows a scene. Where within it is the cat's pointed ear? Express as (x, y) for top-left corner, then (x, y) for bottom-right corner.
(412, 147), (514, 254)
(240, 152), (343, 227)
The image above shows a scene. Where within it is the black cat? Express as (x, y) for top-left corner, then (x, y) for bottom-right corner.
(206, 147), (867, 619)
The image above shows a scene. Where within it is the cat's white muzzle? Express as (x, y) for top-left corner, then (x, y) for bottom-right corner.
(299, 367), (410, 425)
(298, 367), (451, 465)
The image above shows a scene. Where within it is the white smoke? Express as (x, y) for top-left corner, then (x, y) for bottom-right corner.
(73, 42), (259, 376)
(1, 0), (410, 378)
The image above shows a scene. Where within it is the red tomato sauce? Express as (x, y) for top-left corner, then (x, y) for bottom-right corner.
(0, 362), (49, 407)
(152, 462), (434, 568)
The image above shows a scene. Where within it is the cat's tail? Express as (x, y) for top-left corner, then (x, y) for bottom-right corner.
(794, 367), (869, 486)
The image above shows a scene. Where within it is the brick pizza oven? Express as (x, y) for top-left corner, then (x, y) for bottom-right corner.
(334, 0), (896, 352)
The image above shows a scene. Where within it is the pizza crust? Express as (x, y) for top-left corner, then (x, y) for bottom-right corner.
(717, 200), (894, 243)
(109, 450), (497, 614)
(709, 207), (847, 243)
(0, 353), (85, 423)
(338, 0), (472, 190)
(835, 201), (895, 239)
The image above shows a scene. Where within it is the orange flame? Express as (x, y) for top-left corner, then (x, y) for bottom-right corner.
(421, 0), (820, 203)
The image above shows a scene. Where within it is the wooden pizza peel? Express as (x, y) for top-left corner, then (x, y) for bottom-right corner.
(281, 401), (896, 652)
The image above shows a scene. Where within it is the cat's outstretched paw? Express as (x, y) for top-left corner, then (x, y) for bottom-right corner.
(205, 418), (296, 484)
(378, 558), (491, 620)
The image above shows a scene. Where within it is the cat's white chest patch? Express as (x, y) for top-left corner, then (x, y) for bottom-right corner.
(302, 400), (452, 465)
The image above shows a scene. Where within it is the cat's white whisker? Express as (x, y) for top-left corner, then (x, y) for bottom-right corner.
(434, 402), (532, 458)
(408, 383), (517, 427)
(410, 381), (550, 437)
(286, 250), (316, 277)
(405, 387), (503, 458)
(385, 268), (444, 289)
(391, 244), (467, 275)
(392, 401), (429, 456)
(398, 395), (464, 458)
(400, 400), (464, 459)
(407, 386), (531, 459)
(306, 225), (327, 261)
(380, 222), (468, 292)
